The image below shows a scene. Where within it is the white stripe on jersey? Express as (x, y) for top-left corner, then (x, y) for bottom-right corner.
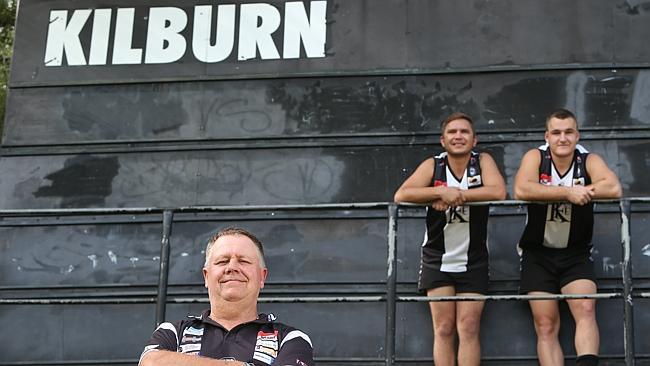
(538, 143), (588, 249)
(156, 322), (179, 347)
(543, 164), (574, 248)
(440, 165), (470, 272)
(138, 321), (180, 364)
(138, 345), (160, 365)
(280, 330), (313, 348)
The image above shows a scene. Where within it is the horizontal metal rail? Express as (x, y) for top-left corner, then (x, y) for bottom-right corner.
(0, 295), (385, 305)
(0, 202), (390, 216)
(399, 293), (622, 302)
(10, 61), (650, 90)
(0, 198), (647, 365)
(0, 197), (648, 216)
(0, 292), (633, 305)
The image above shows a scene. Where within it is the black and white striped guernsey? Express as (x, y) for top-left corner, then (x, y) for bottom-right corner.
(421, 151), (489, 273)
(518, 144), (594, 252)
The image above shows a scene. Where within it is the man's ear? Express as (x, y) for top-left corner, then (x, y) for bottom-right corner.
(203, 267), (209, 289)
(260, 268), (268, 288)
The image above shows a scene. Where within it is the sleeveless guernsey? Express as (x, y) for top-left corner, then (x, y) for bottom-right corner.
(518, 144), (594, 252)
(421, 151), (489, 272)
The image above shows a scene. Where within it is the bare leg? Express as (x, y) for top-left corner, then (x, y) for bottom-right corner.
(455, 293), (484, 366)
(529, 292), (564, 366)
(428, 286), (457, 366)
(562, 279), (599, 356)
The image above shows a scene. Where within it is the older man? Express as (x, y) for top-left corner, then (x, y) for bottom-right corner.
(139, 227), (314, 366)
(514, 109), (622, 366)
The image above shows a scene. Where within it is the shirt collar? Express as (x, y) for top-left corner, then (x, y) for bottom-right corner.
(197, 309), (275, 328)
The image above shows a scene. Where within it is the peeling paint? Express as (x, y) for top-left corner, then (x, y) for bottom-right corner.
(602, 257), (616, 272)
(87, 254), (98, 268)
(129, 257), (139, 267)
(62, 265), (74, 274)
(108, 250), (117, 264)
(641, 244), (650, 256)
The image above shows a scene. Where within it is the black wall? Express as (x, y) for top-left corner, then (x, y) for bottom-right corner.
(2, 0), (650, 365)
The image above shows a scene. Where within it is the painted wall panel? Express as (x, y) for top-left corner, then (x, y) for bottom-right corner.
(10, 0), (650, 87)
(0, 140), (646, 210)
(0, 218), (388, 287)
(4, 69), (650, 146)
(0, 302), (386, 362)
(0, 304), (154, 362)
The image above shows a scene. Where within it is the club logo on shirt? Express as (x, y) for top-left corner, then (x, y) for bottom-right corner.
(540, 173), (552, 185)
(179, 343), (202, 354)
(181, 327), (204, 344)
(181, 335), (202, 343)
(183, 326), (205, 336)
(447, 206), (469, 223)
(573, 177), (585, 186)
(253, 331), (279, 365)
(180, 326), (204, 354)
(547, 203), (571, 223)
(468, 175), (482, 187)
(434, 180), (447, 187)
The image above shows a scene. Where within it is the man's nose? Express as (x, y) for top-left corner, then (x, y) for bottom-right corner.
(225, 259), (239, 272)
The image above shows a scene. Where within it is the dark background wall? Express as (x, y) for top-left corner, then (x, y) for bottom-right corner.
(1, 0), (650, 365)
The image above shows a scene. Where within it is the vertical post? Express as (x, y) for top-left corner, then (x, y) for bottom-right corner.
(155, 210), (174, 327)
(619, 200), (635, 366)
(385, 204), (398, 366)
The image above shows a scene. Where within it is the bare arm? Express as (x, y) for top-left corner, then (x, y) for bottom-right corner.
(585, 153), (622, 199)
(461, 153), (507, 202)
(393, 158), (464, 206)
(140, 350), (246, 366)
(514, 149), (594, 205)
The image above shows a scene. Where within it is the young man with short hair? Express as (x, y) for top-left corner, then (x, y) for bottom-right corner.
(514, 109), (622, 366)
(394, 112), (506, 366)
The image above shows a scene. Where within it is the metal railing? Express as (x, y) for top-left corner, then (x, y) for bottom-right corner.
(0, 198), (648, 365)
(387, 198), (644, 366)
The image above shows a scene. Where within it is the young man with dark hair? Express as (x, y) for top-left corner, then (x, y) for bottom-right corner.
(394, 112), (506, 366)
(514, 109), (622, 366)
